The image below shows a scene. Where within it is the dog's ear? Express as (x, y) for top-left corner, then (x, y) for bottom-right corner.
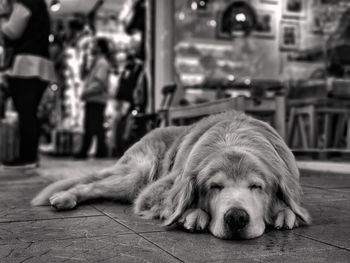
(163, 175), (196, 226)
(256, 121), (311, 225)
(276, 171), (311, 225)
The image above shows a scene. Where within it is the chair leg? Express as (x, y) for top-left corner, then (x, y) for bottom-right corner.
(287, 108), (296, 147)
(297, 114), (308, 149)
(275, 95), (286, 141)
(346, 114), (350, 149)
(308, 106), (316, 148)
(333, 113), (346, 148)
(324, 113), (332, 149)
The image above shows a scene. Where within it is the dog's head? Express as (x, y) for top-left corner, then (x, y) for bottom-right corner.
(196, 150), (272, 239)
(163, 120), (310, 239)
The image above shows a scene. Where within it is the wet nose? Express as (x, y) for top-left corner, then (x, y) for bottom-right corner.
(224, 208), (249, 231)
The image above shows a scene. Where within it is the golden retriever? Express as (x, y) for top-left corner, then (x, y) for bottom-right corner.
(32, 111), (311, 239)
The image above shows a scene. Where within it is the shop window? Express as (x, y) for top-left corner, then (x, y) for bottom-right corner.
(174, 0), (350, 105)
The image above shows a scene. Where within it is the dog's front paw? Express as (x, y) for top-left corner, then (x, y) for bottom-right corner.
(49, 191), (77, 210)
(178, 208), (209, 232)
(274, 207), (298, 230)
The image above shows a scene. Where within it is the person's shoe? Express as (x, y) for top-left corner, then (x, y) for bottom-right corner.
(23, 162), (40, 169)
(1, 159), (39, 169)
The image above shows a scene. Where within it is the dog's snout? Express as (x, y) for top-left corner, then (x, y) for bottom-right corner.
(224, 208), (249, 231)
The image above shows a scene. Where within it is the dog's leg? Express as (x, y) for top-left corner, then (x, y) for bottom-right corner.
(31, 164), (128, 206)
(133, 173), (175, 219)
(274, 207), (297, 229)
(178, 208), (210, 232)
(50, 169), (150, 210)
(271, 200), (303, 229)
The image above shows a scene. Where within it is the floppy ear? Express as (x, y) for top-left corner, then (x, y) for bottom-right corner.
(163, 175), (196, 226)
(275, 169), (311, 225)
(256, 120), (311, 225)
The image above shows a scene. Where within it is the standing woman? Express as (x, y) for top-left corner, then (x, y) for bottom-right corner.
(0, 0), (56, 168)
(74, 38), (111, 159)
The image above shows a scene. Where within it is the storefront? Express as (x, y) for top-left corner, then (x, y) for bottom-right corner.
(166, 0), (350, 158)
(1, 0), (350, 161)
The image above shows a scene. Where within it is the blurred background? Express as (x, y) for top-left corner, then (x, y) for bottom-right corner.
(1, 0), (350, 162)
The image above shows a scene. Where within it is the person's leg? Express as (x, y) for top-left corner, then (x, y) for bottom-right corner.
(76, 103), (94, 158)
(94, 103), (107, 158)
(8, 77), (47, 164)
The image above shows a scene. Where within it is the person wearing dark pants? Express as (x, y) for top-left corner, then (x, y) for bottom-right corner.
(74, 38), (111, 159)
(77, 102), (107, 158)
(7, 77), (47, 164)
(0, 0), (56, 168)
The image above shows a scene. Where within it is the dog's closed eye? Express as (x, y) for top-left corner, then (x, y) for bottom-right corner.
(210, 183), (224, 191)
(249, 183), (263, 191)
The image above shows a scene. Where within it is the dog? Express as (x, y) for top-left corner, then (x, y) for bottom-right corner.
(32, 111), (311, 239)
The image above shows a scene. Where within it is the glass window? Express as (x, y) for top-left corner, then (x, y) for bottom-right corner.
(174, 0), (350, 104)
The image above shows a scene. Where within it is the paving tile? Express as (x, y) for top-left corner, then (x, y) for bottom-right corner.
(0, 169), (44, 185)
(0, 181), (104, 222)
(0, 182), (51, 208)
(294, 222), (350, 250)
(93, 201), (165, 233)
(226, 250), (350, 263)
(302, 187), (350, 203)
(0, 205), (104, 223)
(303, 201), (350, 226)
(301, 172), (350, 189)
(0, 235), (181, 263)
(0, 216), (132, 244)
(142, 228), (340, 263)
(300, 187), (350, 226)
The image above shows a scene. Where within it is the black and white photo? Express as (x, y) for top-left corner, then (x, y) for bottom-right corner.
(0, 0), (348, 262)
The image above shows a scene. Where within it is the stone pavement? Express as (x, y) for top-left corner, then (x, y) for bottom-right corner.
(0, 157), (349, 263)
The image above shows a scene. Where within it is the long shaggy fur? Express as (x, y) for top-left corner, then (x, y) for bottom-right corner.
(32, 111), (310, 239)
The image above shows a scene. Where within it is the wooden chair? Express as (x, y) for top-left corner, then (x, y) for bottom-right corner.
(167, 95), (286, 140)
(288, 98), (350, 151)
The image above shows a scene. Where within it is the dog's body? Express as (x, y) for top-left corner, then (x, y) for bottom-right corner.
(32, 111), (310, 239)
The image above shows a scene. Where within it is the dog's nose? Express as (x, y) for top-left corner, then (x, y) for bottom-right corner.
(224, 208), (249, 231)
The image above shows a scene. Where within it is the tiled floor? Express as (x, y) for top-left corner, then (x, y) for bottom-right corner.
(0, 157), (349, 263)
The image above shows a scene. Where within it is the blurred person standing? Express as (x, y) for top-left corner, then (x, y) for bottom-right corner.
(113, 50), (147, 156)
(74, 38), (111, 159)
(115, 52), (146, 113)
(0, 0), (56, 168)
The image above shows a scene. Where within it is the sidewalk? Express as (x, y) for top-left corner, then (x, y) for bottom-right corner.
(298, 160), (350, 175)
(0, 157), (349, 262)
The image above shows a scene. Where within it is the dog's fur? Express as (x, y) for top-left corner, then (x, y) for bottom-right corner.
(32, 111), (311, 239)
